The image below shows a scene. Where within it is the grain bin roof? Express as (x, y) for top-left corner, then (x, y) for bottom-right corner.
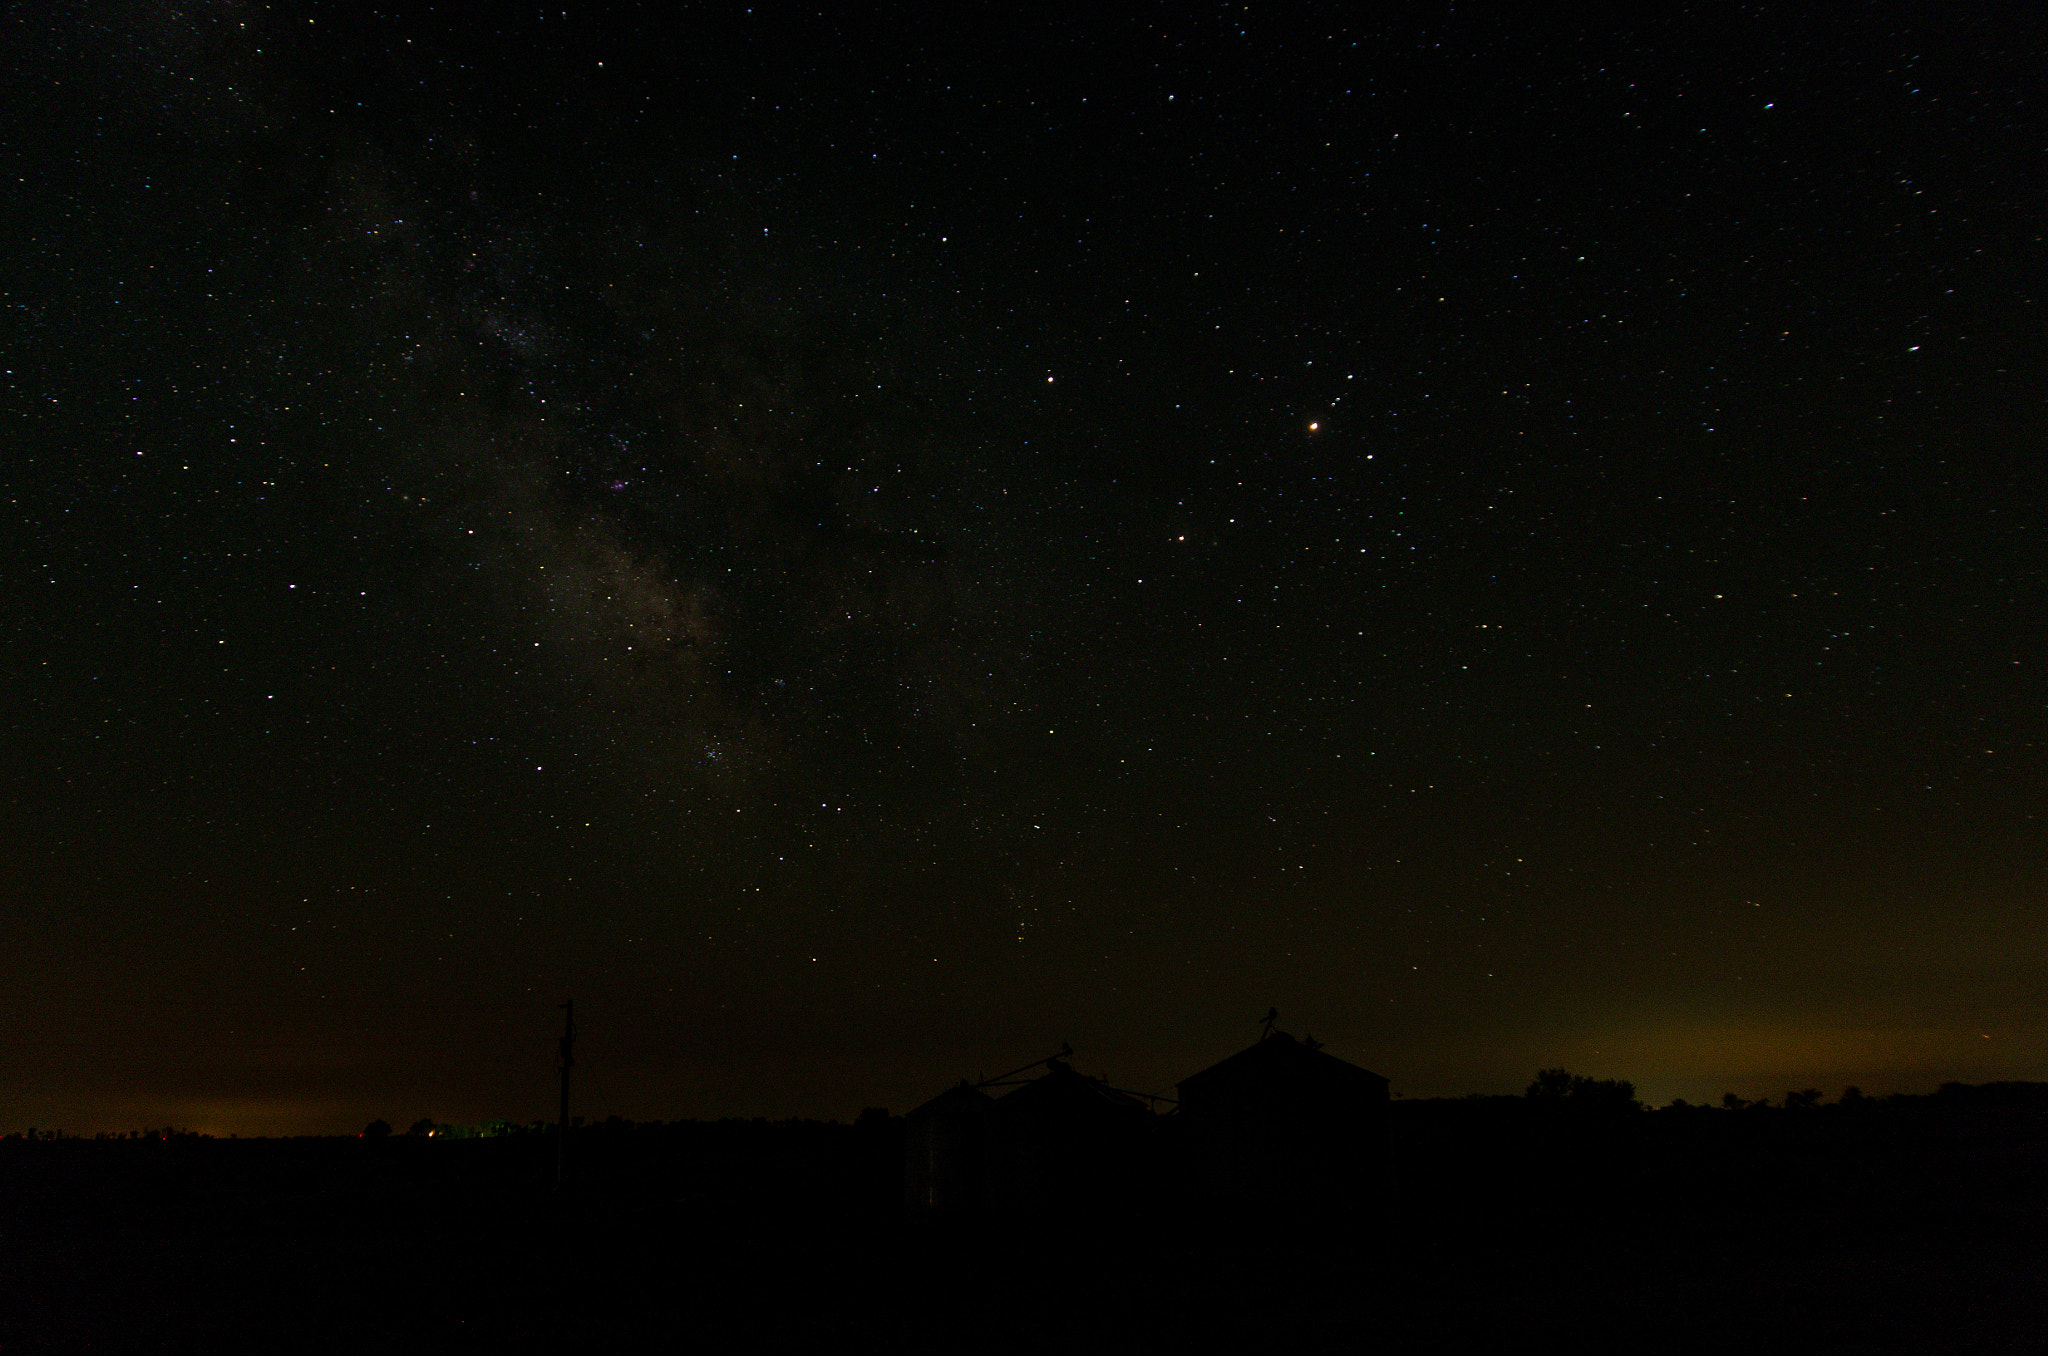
(1177, 1030), (1388, 1098)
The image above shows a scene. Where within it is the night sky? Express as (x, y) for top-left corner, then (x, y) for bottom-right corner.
(6, 2), (2043, 1136)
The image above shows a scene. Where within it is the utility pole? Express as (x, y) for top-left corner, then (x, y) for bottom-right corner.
(554, 998), (576, 1194)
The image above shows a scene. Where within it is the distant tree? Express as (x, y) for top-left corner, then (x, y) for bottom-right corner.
(1578, 1077), (1639, 1113)
(362, 1119), (392, 1139)
(1527, 1069), (1640, 1113)
(1721, 1092), (1758, 1111)
(1784, 1089), (1823, 1111)
(1838, 1086), (1867, 1107)
(407, 1118), (438, 1137)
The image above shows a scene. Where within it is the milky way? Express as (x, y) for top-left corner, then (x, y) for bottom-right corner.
(4, 3), (2042, 1132)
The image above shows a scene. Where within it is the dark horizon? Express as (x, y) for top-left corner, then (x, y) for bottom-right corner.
(15, 1065), (2043, 1143)
(8, 1009), (2030, 1141)
(5, 2), (2043, 1140)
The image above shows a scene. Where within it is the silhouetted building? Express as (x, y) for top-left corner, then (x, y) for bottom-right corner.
(903, 1081), (995, 1213)
(984, 1058), (1153, 1215)
(1176, 1030), (1391, 1209)
(903, 1057), (1157, 1217)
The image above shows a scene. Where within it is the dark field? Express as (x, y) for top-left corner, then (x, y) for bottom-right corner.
(4, 1092), (2043, 1354)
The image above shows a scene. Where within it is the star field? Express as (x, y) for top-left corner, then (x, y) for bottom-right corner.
(2, 2), (2041, 1133)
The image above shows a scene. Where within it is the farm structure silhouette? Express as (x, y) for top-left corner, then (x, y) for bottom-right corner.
(905, 1020), (1391, 1217)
